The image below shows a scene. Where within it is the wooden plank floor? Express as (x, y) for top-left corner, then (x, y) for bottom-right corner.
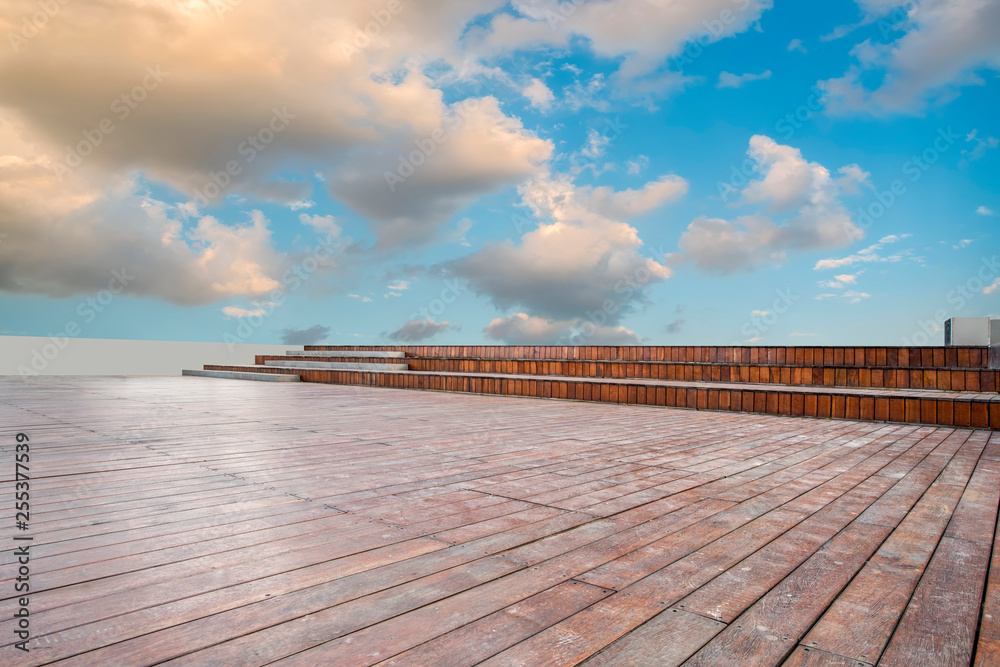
(1, 376), (998, 666)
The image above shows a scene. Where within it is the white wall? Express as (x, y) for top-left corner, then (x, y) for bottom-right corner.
(0, 336), (302, 376)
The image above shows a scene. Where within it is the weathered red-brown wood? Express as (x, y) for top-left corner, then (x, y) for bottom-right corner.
(1, 375), (997, 666)
(579, 608), (725, 666)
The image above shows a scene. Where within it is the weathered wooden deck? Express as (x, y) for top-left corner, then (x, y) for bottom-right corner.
(1, 375), (999, 666)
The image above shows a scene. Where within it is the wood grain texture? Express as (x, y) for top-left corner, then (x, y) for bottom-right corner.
(0, 375), (995, 667)
(579, 608), (725, 666)
(879, 537), (992, 667)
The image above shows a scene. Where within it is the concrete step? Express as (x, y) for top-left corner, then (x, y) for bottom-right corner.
(290, 350), (405, 358)
(202, 365), (1000, 429)
(183, 369), (300, 382)
(264, 360), (408, 371)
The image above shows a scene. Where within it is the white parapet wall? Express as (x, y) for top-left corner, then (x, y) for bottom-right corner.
(0, 336), (302, 377)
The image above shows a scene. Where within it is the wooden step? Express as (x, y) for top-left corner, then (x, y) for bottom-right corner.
(182, 369), (300, 382)
(361, 357), (996, 392)
(305, 345), (996, 369)
(258, 355), (410, 366)
(201, 365), (1000, 429)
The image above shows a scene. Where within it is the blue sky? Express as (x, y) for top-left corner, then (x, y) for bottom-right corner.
(0, 0), (997, 347)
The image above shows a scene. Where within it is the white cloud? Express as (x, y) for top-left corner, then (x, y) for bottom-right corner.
(387, 318), (457, 342)
(483, 313), (576, 344)
(347, 294), (372, 302)
(281, 325), (331, 346)
(717, 70), (772, 89)
(384, 279), (410, 298)
(815, 290), (871, 303)
(0, 0), (567, 294)
(819, 271), (862, 288)
(836, 164), (872, 194)
(482, 312), (640, 345)
(578, 175), (689, 219)
(814, 234), (913, 270)
(751, 310), (772, 317)
(0, 134), (290, 304)
(977, 206), (996, 216)
(299, 213), (340, 237)
(961, 129), (999, 166)
(675, 135), (865, 273)
(665, 317), (684, 334)
(522, 78), (555, 110)
(787, 38), (808, 53)
(450, 172), (680, 323)
(333, 95), (552, 247)
(473, 0), (772, 96)
(563, 74), (611, 112)
(583, 324), (642, 345)
(821, 0), (1000, 115)
(581, 128), (612, 160)
(841, 290), (871, 303)
(676, 215), (788, 274)
(626, 155), (650, 174)
(222, 306), (267, 319)
(985, 278), (1000, 294)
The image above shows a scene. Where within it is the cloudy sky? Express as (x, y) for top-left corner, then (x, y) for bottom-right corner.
(1, 0), (998, 347)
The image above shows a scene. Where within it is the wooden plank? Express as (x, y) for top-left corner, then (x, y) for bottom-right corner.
(676, 475), (896, 623)
(879, 537), (991, 666)
(377, 581), (612, 666)
(579, 608), (725, 666)
(1, 374), (993, 667)
(797, 468), (976, 663)
(783, 646), (874, 666)
(476, 508), (809, 666)
(278, 580), (613, 666)
(680, 520), (893, 665)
